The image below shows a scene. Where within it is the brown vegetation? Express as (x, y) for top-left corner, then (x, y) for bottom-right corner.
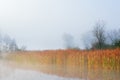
(5, 48), (120, 80)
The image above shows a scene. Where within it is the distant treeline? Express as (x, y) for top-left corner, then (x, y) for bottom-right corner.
(0, 33), (26, 53)
(63, 21), (120, 50)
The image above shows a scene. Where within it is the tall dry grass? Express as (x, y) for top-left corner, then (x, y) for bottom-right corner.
(5, 48), (120, 80)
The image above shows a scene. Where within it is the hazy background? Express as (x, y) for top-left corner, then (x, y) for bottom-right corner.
(0, 0), (120, 50)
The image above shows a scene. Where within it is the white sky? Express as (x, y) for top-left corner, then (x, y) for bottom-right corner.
(0, 0), (120, 50)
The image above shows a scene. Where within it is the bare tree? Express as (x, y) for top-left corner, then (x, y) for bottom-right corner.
(91, 21), (106, 49)
(0, 33), (3, 52)
(0, 34), (20, 53)
(3, 35), (12, 51)
(107, 28), (120, 48)
(9, 39), (18, 51)
(0, 31), (27, 54)
(82, 32), (93, 50)
(63, 33), (78, 49)
(20, 45), (26, 51)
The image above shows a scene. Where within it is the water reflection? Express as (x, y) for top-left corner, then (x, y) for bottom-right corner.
(39, 64), (119, 80)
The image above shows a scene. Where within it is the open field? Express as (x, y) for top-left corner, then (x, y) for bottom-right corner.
(3, 48), (120, 80)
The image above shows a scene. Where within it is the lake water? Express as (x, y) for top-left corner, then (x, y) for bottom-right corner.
(0, 61), (81, 80)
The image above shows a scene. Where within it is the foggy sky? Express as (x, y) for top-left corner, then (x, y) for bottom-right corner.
(0, 0), (120, 50)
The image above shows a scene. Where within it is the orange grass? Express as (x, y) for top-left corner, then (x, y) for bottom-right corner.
(5, 48), (120, 80)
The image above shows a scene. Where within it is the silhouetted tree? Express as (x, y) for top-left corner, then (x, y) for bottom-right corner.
(0, 33), (21, 53)
(114, 40), (120, 47)
(63, 33), (79, 49)
(0, 33), (3, 52)
(19, 45), (26, 51)
(91, 21), (106, 49)
(82, 32), (93, 50)
(107, 29), (120, 48)
(83, 21), (120, 50)
(9, 39), (18, 51)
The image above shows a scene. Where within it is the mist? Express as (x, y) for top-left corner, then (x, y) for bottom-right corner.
(0, 0), (120, 50)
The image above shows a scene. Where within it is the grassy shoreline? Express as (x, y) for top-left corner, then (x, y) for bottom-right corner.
(3, 48), (120, 80)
